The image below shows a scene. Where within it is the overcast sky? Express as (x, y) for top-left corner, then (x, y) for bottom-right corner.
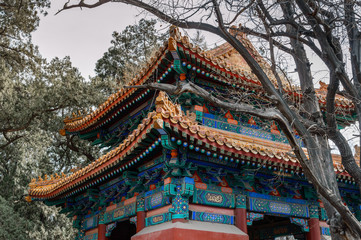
(31, 1), (331, 84)
(32, 1), (223, 78)
(31, 1), (359, 150)
(32, 1), (153, 78)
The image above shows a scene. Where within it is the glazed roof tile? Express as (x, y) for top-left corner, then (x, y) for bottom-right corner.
(63, 27), (354, 134)
(29, 92), (351, 200)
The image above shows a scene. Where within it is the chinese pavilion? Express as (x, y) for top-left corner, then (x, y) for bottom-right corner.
(27, 26), (360, 240)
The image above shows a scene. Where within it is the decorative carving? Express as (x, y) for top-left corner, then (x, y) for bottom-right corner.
(145, 213), (171, 226)
(136, 196), (145, 212)
(290, 217), (309, 232)
(319, 81), (328, 91)
(309, 205), (319, 219)
(144, 191), (170, 211)
(59, 129), (66, 136)
(247, 212), (264, 225)
(164, 177), (194, 219)
(82, 215), (98, 230)
(155, 91), (183, 117)
(101, 201), (136, 224)
(248, 197), (309, 218)
(84, 233), (98, 240)
(168, 37), (177, 52)
(205, 192), (223, 203)
(163, 148), (196, 178)
(25, 195), (32, 202)
(113, 207), (125, 219)
(152, 215), (164, 223)
(269, 202), (291, 214)
(236, 194), (247, 209)
(193, 189), (235, 208)
(130, 216), (137, 226)
(191, 211), (234, 224)
(105, 222), (117, 237)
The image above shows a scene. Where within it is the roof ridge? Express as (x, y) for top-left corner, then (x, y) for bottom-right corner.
(28, 91), (349, 199)
(28, 92), (183, 198)
(62, 26), (355, 133)
(63, 43), (168, 131)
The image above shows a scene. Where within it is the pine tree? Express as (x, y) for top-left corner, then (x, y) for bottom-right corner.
(0, 1), (113, 239)
(95, 19), (166, 84)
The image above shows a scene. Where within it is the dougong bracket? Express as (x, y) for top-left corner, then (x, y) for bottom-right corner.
(163, 148), (197, 178)
(290, 217), (309, 232)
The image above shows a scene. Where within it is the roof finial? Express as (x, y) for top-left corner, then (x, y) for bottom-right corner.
(319, 81), (328, 91)
(169, 25), (179, 38)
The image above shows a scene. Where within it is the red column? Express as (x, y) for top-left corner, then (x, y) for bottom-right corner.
(307, 218), (321, 240)
(137, 210), (146, 233)
(98, 224), (109, 240)
(235, 208), (248, 234)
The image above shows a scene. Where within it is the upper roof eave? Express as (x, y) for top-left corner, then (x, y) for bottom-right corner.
(29, 92), (351, 200)
(63, 26), (355, 135)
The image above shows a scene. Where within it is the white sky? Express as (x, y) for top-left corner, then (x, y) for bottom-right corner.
(32, 1), (223, 78)
(32, 1), (359, 151)
(32, 1), (149, 78)
(30, 1), (339, 85)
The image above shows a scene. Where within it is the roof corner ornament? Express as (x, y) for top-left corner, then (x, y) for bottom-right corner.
(319, 81), (328, 91)
(169, 25), (179, 39)
(168, 27), (186, 76)
(155, 91), (182, 117)
(59, 129), (66, 136)
(168, 36), (178, 55)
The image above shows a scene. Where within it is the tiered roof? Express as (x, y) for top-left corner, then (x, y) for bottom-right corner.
(28, 92), (354, 201)
(27, 26), (357, 202)
(62, 26), (355, 135)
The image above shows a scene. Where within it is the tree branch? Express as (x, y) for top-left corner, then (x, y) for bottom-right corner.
(66, 135), (95, 162)
(56, 0), (111, 15)
(0, 133), (23, 149)
(224, 0), (255, 26)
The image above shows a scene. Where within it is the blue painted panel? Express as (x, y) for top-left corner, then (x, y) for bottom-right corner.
(190, 211), (234, 224)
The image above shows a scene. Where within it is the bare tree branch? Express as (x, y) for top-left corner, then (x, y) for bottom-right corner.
(56, 0), (111, 15)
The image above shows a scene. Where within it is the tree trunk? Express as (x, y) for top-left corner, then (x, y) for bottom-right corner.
(282, 2), (358, 237)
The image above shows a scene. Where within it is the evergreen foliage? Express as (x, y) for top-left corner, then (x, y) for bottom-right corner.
(0, 1), (113, 239)
(0, 6), (167, 238)
(95, 18), (166, 83)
